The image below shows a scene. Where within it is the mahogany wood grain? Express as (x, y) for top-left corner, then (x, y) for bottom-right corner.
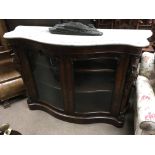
(7, 38), (143, 127)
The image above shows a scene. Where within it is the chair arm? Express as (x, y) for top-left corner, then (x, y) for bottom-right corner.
(139, 52), (155, 79)
(135, 75), (155, 134)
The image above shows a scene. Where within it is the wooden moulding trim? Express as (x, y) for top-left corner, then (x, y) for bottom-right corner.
(28, 100), (124, 127)
(10, 39), (142, 56)
(0, 76), (22, 84)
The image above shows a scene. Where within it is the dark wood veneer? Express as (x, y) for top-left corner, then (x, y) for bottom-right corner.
(9, 38), (142, 127)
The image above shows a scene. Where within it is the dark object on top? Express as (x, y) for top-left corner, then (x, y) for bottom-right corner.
(49, 22), (103, 36)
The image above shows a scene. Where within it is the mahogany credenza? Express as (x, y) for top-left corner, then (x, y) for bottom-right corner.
(4, 26), (152, 127)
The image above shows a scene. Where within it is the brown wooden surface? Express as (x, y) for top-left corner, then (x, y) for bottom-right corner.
(111, 54), (130, 117)
(0, 20), (26, 103)
(15, 46), (38, 102)
(0, 20), (9, 50)
(0, 49), (25, 102)
(60, 57), (74, 114)
(7, 38), (142, 127)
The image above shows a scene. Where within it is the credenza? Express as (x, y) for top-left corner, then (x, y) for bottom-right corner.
(4, 26), (152, 127)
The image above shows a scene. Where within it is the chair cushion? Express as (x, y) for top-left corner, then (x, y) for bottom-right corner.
(139, 52), (155, 92)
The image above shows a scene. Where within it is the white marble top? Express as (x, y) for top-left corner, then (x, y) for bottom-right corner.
(4, 25), (152, 47)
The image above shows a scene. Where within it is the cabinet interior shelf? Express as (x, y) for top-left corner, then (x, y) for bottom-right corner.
(75, 72), (115, 93)
(74, 57), (117, 67)
(75, 68), (115, 73)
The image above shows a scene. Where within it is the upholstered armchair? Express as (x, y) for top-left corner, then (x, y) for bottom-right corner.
(135, 52), (155, 135)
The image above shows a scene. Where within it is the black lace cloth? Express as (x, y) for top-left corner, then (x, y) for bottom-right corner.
(49, 22), (103, 36)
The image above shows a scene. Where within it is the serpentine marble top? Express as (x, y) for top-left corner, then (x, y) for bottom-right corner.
(4, 26), (152, 47)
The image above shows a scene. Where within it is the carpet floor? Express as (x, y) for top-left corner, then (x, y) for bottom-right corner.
(0, 98), (134, 135)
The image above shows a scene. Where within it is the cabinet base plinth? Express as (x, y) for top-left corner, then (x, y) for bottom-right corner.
(28, 100), (124, 128)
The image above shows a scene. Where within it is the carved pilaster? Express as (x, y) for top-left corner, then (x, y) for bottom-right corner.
(120, 55), (140, 113)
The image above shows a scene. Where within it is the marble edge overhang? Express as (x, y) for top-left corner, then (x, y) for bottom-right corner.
(3, 25), (153, 48)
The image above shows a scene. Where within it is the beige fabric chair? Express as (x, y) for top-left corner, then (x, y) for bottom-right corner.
(135, 52), (155, 134)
